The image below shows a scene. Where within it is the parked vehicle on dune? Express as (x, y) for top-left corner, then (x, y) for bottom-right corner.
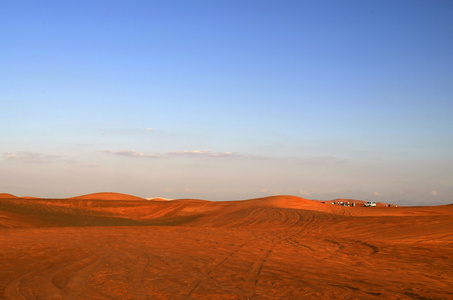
(364, 201), (376, 207)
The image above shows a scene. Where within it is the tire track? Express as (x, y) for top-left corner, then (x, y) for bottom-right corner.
(3, 251), (74, 300)
(127, 250), (150, 300)
(347, 240), (379, 255)
(285, 237), (315, 251)
(251, 248), (273, 287)
(185, 237), (263, 298)
(63, 255), (109, 300)
(247, 220), (313, 298)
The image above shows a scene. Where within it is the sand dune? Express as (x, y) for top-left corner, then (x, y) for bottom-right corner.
(147, 197), (174, 201)
(1, 193), (452, 299)
(0, 193), (18, 199)
(69, 192), (146, 201)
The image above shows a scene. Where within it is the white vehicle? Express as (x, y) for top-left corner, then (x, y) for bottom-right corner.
(364, 201), (376, 207)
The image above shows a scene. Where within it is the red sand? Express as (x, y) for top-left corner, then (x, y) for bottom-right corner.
(0, 193), (18, 199)
(68, 192), (146, 201)
(1, 194), (452, 299)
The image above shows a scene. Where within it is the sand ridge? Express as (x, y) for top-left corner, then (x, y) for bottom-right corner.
(0, 193), (18, 199)
(68, 192), (146, 201)
(1, 194), (452, 228)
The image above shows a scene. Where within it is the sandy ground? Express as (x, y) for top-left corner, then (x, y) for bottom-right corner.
(0, 193), (452, 299)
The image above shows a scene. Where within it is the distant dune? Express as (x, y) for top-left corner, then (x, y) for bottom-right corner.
(68, 192), (145, 201)
(1, 193), (451, 228)
(0, 193), (18, 199)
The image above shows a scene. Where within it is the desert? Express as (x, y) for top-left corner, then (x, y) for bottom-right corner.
(3, 1), (453, 299)
(0, 192), (452, 299)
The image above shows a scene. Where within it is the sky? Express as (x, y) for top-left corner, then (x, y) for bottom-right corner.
(1, 0), (452, 205)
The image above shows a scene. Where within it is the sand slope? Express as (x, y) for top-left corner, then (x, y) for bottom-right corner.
(68, 192), (146, 201)
(1, 194), (452, 299)
(0, 193), (18, 199)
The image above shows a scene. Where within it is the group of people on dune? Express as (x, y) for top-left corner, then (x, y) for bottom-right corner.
(331, 201), (355, 207)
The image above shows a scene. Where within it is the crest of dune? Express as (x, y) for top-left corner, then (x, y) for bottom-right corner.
(69, 192), (145, 201)
(0, 193), (18, 199)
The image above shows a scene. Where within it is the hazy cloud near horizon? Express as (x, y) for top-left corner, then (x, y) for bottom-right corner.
(101, 148), (350, 164)
(3, 152), (60, 164)
(102, 149), (160, 158)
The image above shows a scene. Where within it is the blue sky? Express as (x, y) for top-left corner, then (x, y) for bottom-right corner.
(1, 1), (452, 205)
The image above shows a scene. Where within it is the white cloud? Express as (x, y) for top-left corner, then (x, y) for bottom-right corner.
(166, 150), (234, 157)
(430, 190), (438, 196)
(373, 192), (382, 196)
(4, 151), (101, 168)
(103, 149), (159, 158)
(101, 149), (345, 166)
(102, 149), (236, 159)
(3, 151), (57, 164)
(299, 190), (310, 196)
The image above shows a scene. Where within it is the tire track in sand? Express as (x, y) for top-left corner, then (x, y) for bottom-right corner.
(3, 251), (74, 300)
(63, 255), (110, 300)
(185, 238), (262, 298)
(187, 209), (317, 298)
(248, 210), (316, 298)
(126, 250), (150, 300)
